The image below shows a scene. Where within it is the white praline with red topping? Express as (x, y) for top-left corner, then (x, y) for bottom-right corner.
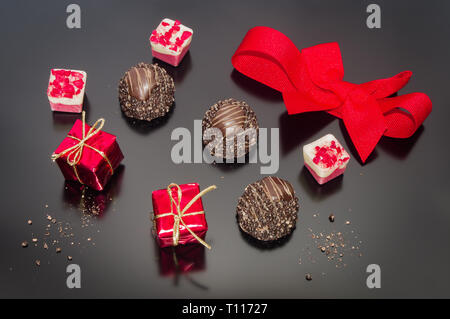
(149, 18), (193, 56)
(303, 134), (350, 178)
(47, 68), (86, 106)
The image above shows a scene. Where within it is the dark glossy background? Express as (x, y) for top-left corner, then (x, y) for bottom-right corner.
(1, 0), (449, 298)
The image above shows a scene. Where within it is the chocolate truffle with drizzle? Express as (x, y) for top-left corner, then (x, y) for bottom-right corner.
(236, 176), (299, 241)
(202, 98), (258, 160)
(119, 62), (174, 122)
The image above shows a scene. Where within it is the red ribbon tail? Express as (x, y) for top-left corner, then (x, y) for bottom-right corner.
(342, 88), (386, 163)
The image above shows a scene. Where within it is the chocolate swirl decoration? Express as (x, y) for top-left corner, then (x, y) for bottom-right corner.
(210, 102), (246, 137)
(125, 66), (157, 101)
(260, 177), (294, 201)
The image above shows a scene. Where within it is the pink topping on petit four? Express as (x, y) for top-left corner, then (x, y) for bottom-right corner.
(312, 140), (349, 168)
(49, 69), (84, 99)
(150, 19), (192, 52)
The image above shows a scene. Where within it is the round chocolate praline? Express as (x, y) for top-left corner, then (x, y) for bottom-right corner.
(236, 176), (299, 241)
(119, 62), (174, 122)
(202, 98), (259, 160)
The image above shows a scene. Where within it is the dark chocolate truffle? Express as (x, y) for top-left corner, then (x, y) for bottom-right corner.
(119, 62), (174, 122)
(236, 176), (299, 241)
(202, 98), (258, 160)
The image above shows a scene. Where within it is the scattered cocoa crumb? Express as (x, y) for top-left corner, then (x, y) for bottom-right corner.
(32, 238), (38, 243)
(43, 243), (48, 249)
(56, 247), (61, 253)
(305, 274), (312, 281)
(329, 214), (335, 222)
(67, 256), (73, 261)
(21, 241), (28, 248)
(35, 260), (41, 267)
(27, 220), (32, 225)
(300, 214), (362, 271)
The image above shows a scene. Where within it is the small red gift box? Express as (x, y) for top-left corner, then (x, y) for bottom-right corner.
(51, 112), (124, 191)
(158, 244), (206, 276)
(152, 183), (215, 249)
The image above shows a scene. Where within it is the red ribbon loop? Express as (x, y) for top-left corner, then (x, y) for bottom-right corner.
(232, 26), (432, 163)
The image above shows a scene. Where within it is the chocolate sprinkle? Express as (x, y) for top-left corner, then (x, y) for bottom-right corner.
(202, 98), (258, 160)
(236, 177), (299, 241)
(119, 62), (174, 122)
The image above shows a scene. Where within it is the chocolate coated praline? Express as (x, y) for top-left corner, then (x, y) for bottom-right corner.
(202, 98), (258, 159)
(236, 176), (299, 241)
(119, 62), (174, 122)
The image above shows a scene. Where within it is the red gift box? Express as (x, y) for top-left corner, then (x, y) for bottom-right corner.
(158, 244), (206, 277)
(51, 112), (124, 191)
(152, 183), (216, 249)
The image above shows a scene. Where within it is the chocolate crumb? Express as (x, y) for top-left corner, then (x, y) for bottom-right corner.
(56, 247), (62, 253)
(32, 238), (38, 243)
(67, 256), (73, 261)
(21, 241), (28, 248)
(119, 62), (175, 122)
(236, 176), (299, 241)
(202, 98), (259, 160)
(345, 221), (350, 225)
(329, 214), (335, 222)
(27, 220), (32, 225)
(305, 273), (312, 281)
(35, 260), (41, 267)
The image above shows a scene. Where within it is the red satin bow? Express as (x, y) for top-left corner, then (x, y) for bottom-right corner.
(232, 26), (432, 163)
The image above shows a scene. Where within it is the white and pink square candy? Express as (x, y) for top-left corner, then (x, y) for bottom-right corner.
(47, 68), (87, 113)
(303, 134), (350, 185)
(149, 18), (193, 67)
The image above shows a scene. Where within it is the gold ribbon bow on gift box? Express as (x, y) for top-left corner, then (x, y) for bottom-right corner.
(51, 111), (114, 185)
(155, 183), (216, 250)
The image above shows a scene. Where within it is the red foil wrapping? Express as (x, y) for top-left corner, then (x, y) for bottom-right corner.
(152, 183), (208, 248)
(53, 119), (124, 191)
(158, 244), (206, 276)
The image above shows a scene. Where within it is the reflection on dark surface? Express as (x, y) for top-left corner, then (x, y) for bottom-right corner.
(62, 165), (125, 217)
(238, 224), (293, 250)
(157, 243), (208, 290)
(231, 69), (283, 103)
(152, 52), (192, 84)
(339, 120), (378, 165)
(299, 166), (343, 201)
(121, 103), (175, 135)
(52, 95), (89, 131)
(379, 126), (424, 160)
(279, 111), (335, 156)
